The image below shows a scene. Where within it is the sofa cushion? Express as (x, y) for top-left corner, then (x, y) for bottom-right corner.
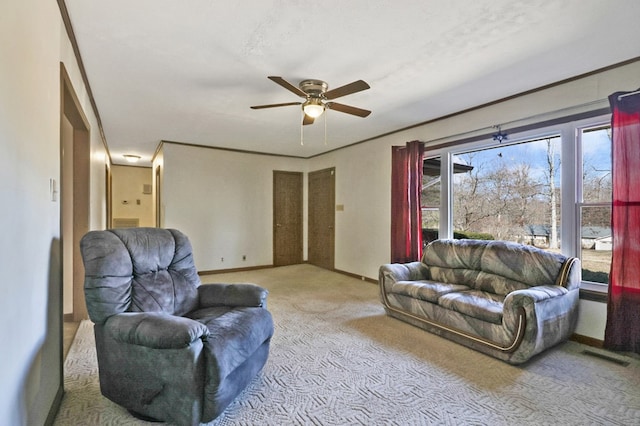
(422, 240), (484, 270)
(391, 280), (472, 303)
(427, 266), (481, 288)
(423, 239), (566, 290)
(474, 271), (530, 296)
(438, 290), (505, 324)
(478, 241), (565, 288)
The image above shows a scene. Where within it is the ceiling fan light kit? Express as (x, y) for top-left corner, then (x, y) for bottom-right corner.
(302, 98), (325, 118)
(251, 76), (371, 126)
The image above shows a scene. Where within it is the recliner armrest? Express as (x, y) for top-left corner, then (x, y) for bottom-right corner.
(198, 283), (269, 308)
(104, 312), (210, 349)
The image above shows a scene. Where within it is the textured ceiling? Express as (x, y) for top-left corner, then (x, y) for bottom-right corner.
(64, 0), (640, 165)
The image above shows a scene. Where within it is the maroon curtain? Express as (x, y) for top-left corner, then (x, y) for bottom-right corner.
(604, 90), (640, 353)
(391, 140), (424, 263)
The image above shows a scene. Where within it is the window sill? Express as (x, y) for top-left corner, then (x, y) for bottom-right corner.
(579, 282), (608, 303)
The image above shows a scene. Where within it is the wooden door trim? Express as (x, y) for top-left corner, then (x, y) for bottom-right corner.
(61, 63), (90, 322)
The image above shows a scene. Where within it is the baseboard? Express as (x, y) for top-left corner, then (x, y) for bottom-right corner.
(333, 268), (377, 284)
(44, 385), (64, 426)
(570, 333), (604, 348)
(198, 264), (378, 285)
(198, 264), (274, 275)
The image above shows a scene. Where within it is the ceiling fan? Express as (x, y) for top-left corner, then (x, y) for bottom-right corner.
(250, 76), (371, 125)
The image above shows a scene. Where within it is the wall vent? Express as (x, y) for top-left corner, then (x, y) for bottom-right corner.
(112, 218), (140, 229)
(581, 349), (630, 367)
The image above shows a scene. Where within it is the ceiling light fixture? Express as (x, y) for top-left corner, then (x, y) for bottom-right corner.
(123, 154), (141, 163)
(302, 98), (325, 118)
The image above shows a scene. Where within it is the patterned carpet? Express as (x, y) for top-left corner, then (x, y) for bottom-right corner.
(54, 264), (640, 425)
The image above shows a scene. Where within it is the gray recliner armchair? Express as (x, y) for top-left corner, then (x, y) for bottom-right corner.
(80, 227), (274, 425)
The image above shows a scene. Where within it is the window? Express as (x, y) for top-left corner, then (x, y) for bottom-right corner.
(422, 115), (612, 291)
(578, 125), (612, 286)
(421, 156), (442, 245)
(452, 136), (561, 252)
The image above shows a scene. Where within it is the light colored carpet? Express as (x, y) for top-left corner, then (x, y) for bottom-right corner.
(55, 264), (640, 425)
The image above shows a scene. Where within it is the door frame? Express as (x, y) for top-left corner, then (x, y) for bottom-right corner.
(60, 64), (90, 322)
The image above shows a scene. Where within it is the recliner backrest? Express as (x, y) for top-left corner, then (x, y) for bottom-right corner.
(81, 228), (201, 324)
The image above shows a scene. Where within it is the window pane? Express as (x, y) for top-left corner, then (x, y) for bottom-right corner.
(452, 137), (561, 251)
(580, 205), (611, 285)
(579, 125), (612, 285)
(581, 126), (612, 203)
(422, 156), (441, 244)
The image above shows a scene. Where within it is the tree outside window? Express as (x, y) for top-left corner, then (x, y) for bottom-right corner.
(421, 117), (612, 289)
(452, 136), (562, 251)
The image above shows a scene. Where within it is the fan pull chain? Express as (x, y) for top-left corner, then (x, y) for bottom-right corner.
(324, 110), (327, 145)
(300, 111), (304, 146)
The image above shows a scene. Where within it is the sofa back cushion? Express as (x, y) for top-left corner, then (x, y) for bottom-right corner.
(423, 239), (568, 295)
(81, 228), (201, 324)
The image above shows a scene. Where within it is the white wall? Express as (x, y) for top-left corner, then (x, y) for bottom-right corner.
(0, 1), (107, 424)
(161, 143), (306, 271)
(310, 61), (640, 282)
(308, 138), (392, 279)
(0, 4), (631, 424)
(312, 61), (640, 341)
(111, 165), (154, 227)
(162, 61), (640, 343)
(575, 300), (607, 338)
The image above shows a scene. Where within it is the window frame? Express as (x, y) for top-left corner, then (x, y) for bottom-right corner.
(424, 113), (611, 299)
(574, 118), (612, 298)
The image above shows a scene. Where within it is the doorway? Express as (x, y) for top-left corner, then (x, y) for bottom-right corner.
(273, 171), (303, 266)
(308, 167), (335, 270)
(155, 165), (161, 227)
(61, 65), (90, 325)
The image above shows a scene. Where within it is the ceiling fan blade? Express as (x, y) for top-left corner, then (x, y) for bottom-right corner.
(324, 80), (370, 100)
(268, 76), (307, 98)
(302, 114), (315, 125)
(250, 102), (302, 109)
(326, 102), (371, 117)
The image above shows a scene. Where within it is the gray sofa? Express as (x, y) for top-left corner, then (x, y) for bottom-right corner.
(81, 228), (274, 425)
(379, 239), (581, 364)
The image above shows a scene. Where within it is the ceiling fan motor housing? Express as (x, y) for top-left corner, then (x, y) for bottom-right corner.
(250, 76), (371, 122)
(299, 79), (328, 98)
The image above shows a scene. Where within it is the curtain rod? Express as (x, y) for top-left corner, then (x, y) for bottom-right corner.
(618, 89), (640, 100)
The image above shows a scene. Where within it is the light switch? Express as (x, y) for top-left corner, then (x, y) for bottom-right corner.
(50, 179), (58, 202)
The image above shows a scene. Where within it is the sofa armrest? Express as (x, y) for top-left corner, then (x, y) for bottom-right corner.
(506, 285), (569, 305)
(503, 285), (579, 361)
(379, 261), (428, 282)
(104, 312), (210, 349)
(557, 257), (582, 291)
(198, 283), (269, 308)
(379, 262), (428, 294)
(504, 286), (570, 327)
